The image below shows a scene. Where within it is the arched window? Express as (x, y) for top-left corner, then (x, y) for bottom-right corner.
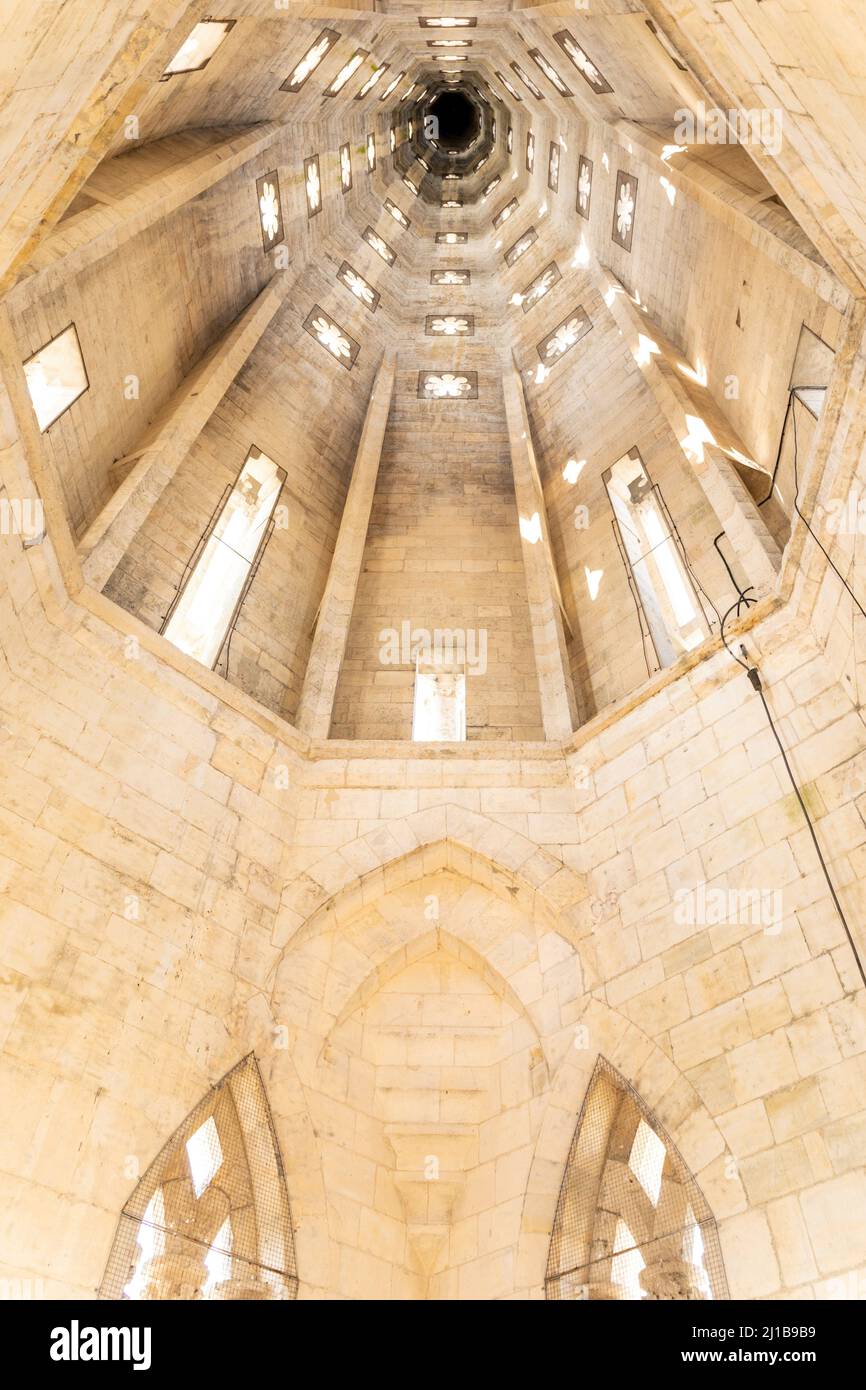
(101, 1055), (298, 1301)
(546, 1057), (728, 1300)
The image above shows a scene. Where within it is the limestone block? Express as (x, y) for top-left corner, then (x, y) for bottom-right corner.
(766, 1077), (830, 1143)
(719, 1209), (781, 1298)
(800, 1173), (866, 1275)
(767, 1195), (820, 1288)
(729, 1030), (800, 1105)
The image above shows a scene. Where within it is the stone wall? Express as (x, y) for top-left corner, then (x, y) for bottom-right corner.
(1, 462), (865, 1297)
(1, 0), (866, 1306)
(102, 273), (380, 722)
(332, 353), (546, 741)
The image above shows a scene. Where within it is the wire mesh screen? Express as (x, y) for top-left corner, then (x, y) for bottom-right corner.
(546, 1057), (728, 1301)
(100, 1054), (298, 1301)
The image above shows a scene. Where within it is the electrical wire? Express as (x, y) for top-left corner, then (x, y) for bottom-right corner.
(790, 401), (866, 623)
(711, 383), (863, 620)
(715, 384), (866, 987)
(713, 532), (757, 614)
(720, 599), (866, 990)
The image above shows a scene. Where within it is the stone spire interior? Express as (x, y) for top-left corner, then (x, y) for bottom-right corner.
(1, 0), (865, 1304)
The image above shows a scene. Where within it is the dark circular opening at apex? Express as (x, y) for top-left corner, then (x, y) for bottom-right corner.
(427, 89), (480, 149)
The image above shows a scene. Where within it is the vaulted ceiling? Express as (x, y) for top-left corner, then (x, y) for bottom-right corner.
(9, 1), (845, 502)
(0, 0), (862, 733)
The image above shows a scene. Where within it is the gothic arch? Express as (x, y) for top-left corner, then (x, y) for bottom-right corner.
(275, 812), (591, 958)
(278, 811), (589, 939)
(544, 1057), (729, 1301)
(514, 996), (733, 1299)
(324, 925), (543, 1058)
(100, 1054), (298, 1301)
(258, 840), (591, 1298)
(270, 836), (589, 1072)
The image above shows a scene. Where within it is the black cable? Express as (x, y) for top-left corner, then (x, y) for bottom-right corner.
(713, 531), (756, 609)
(719, 600), (751, 671)
(720, 600), (866, 990)
(656, 486), (722, 633)
(711, 383), (852, 619)
(715, 388), (866, 985)
(790, 399), (866, 623)
(756, 384), (823, 510)
(754, 673), (865, 990)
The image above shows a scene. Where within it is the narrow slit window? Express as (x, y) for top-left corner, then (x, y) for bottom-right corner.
(767, 325), (835, 541)
(682, 1209), (712, 1298)
(203, 1218), (233, 1298)
(412, 666), (466, 742)
(604, 450), (709, 670)
(122, 1189), (165, 1300)
(185, 1116), (223, 1198)
(161, 20), (235, 78)
(162, 448), (284, 670)
(611, 1220), (646, 1300)
(22, 323), (88, 431)
(628, 1118), (666, 1206)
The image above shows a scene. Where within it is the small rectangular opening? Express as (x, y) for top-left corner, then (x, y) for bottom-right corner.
(23, 323), (88, 431)
(161, 20), (235, 78)
(792, 386), (827, 420)
(162, 448), (284, 670)
(605, 450), (709, 669)
(412, 667), (466, 742)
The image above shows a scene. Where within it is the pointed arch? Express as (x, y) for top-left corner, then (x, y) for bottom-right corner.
(545, 1057), (728, 1302)
(100, 1054), (298, 1301)
(276, 815), (590, 961)
(270, 847), (586, 1077)
(325, 925), (543, 1052)
(261, 852), (588, 1297)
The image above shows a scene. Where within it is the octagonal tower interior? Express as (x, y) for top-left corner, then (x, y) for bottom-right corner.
(0, 0), (865, 1305)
